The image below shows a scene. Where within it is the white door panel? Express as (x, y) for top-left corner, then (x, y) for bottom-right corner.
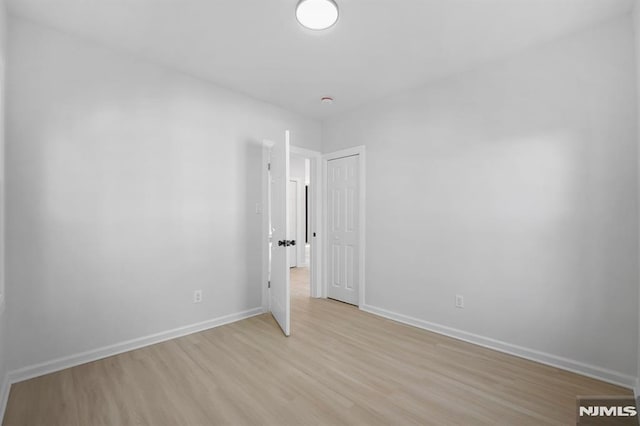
(327, 155), (359, 305)
(267, 132), (291, 336)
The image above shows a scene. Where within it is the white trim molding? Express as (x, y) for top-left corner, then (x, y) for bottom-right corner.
(7, 307), (265, 385)
(0, 373), (10, 423)
(288, 176), (305, 268)
(322, 145), (366, 307)
(361, 304), (637, 389)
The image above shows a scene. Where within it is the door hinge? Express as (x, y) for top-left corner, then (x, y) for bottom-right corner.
(268, 280), (271, 289)
(267, 163), (271, 171)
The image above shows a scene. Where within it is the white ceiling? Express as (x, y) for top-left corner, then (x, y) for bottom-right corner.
(7, 0), (635, 120)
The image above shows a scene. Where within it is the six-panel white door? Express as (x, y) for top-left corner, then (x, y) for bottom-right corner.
(327, 155), (360, 305)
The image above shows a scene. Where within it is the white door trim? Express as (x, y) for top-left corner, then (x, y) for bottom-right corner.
(290, 145), (322, 298)
(289, 177), (304, 267)
(322, 146), (366, 307)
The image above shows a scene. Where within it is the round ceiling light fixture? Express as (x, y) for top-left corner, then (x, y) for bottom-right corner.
(321, 96), (334, 104)
(296, 0), (339, 30)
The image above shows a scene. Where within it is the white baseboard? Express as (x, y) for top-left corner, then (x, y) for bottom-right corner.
(360, 304), (637, 389)
(7, 307), (266, 385)
(0, 372), (10, 424)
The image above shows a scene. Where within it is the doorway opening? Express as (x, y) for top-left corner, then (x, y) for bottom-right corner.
(263, 137), (366, 335)
(289, 151), (312, 304)
(261, 134), (322, 336)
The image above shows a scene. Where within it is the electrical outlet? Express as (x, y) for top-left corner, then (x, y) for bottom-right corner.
(455, 294), (464, 308)
(194, 290), (202, 303)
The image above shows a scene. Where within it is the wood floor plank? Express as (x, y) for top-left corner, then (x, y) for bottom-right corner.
(2, 266), (632, 425)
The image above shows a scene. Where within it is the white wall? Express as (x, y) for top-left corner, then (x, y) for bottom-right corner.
(324, 16), (639, 383)
(0, 0), (7, 415)
(290, 154), (306, 183)
(5, 17), (321, 372)
(634, 0), (640, 395)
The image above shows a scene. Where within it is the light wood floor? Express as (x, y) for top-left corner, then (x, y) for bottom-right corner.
(3, 267), (631, 425)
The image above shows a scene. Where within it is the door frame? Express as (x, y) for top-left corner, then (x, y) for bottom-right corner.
(288, 177), (304, 268)
(262, 144), (323, 311)
(322, 146), (366, 307)
(261, 143), (365, 309)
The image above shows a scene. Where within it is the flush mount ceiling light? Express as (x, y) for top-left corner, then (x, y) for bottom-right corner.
(321, 96), (334, 104)
(296, 0), (339, 30)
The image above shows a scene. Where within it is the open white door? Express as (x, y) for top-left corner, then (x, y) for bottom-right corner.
(267, 131), (291, 336)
